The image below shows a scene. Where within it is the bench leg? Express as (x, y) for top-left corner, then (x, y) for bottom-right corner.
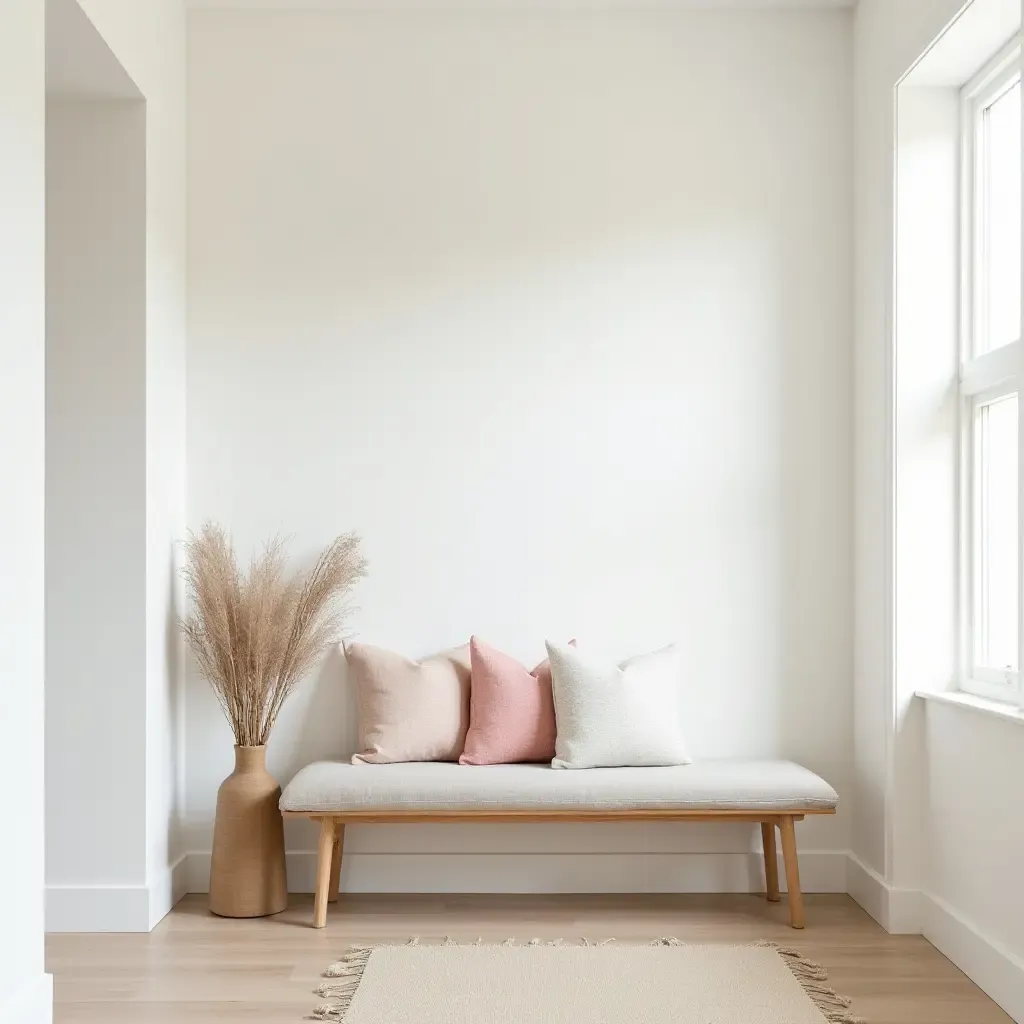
(313, 817), (336, 929)
(779, 815), (804, 929)
(328, 823), (345, 903)
(761, 822), (780, 903)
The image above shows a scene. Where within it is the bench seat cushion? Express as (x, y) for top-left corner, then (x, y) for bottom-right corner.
(279, 759), (838, 814)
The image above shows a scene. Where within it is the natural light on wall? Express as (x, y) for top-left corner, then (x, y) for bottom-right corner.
(960, 40), (1022, 702)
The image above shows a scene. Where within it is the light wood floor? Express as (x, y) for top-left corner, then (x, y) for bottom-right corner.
(46, 893), (1012, 1023)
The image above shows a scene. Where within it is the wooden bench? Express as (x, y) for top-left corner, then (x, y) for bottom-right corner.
(279, 759), (838, 930)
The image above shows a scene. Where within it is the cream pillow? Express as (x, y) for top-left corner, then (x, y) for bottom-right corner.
(347, 642), (471, 764)
(545, 641), (690, 769)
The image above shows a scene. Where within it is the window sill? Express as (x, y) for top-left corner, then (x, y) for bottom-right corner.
(916, 688), (1024, 727)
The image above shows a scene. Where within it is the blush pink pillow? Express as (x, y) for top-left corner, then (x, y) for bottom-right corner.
(459, 636), (573, 766)
(347, 642), (472, 764)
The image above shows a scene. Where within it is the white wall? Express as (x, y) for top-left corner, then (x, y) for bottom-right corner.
(855, 0), (1024, 1016)
(891, 82), (961, 914)
(44, 0), (187, 933)
(46, 98), (148, 889)
(923, 702), (1024, 1020)
(0, 0), (51, 1019)
(77, 0), (189, 920)
(850, 0), (965, 899)
(186, 7), (854, 892)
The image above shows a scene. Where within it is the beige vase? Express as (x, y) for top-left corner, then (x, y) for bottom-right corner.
(209, 745), (288, 918)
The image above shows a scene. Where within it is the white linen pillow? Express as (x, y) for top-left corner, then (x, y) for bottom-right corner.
(545, 641), (690, 769)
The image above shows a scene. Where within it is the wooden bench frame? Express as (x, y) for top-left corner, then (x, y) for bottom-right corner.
(283, 806), (834, 930)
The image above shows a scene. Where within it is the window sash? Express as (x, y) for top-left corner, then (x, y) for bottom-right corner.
(962, 382), (1021, 703)
(969, 387), (1019, 680)
(961, 39), (1021, 361)
(959, 42), (1023, 708)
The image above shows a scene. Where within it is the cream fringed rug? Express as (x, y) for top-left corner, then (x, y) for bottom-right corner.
(311, 939), (862, 1023)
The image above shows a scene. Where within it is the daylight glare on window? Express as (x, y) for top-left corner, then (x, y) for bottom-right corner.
(977, 393), (1019, 673)
(979, 80), (1021, 354)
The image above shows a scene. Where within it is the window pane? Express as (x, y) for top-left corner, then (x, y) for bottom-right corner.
(976, 392), (1018, 673)
(978, 80), (1022, 354)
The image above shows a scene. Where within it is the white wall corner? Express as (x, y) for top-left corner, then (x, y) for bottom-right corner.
(183, 850), (848, 896)
(149, 854), (190, 931)
(922, 893), (1024, 1023)
(846, 853), (922, 934)
(0, 975), (52, 1024)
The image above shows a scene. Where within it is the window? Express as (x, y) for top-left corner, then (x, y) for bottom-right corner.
(960, 40), (1023, 705)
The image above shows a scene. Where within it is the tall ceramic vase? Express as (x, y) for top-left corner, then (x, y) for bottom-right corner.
(209, 745), (288, 918)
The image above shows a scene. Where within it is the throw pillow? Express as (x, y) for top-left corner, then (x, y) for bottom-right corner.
(347, 642), (471, 764)
(545, 641), (690, 769)
(458, 636), (571, 766)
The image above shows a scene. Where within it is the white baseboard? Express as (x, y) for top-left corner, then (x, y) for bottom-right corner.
(922, 893), (1024, 1023)
(0, 973), (52, 1024)
(844, 853), (887, 926)
(183, 849), (847, 895)
(46, 855), (188, 933)
(43, 849), (847, 928)
(835, 855), (1024, 1022)
(845, 853), (921, 934)
(149, 854), (190, 930)
(47, 884), (150, 932)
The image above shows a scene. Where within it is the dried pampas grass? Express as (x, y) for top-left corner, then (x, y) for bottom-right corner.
(181, 523), (367, 747)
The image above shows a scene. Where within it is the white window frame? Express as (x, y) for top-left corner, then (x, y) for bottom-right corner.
(959, 39), (1023, 706)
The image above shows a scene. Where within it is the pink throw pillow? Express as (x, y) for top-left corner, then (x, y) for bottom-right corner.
(459, 636), (573, 766)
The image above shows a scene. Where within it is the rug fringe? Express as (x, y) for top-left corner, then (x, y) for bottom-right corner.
(312, 937), (863, 1024)
(313, 946), (374, 1021)
(756, 941), (865, 1023)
